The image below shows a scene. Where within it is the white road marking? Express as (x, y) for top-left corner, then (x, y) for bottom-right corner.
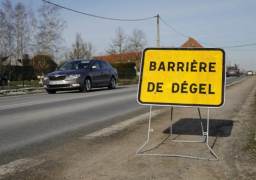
(83, 109), (165, 139)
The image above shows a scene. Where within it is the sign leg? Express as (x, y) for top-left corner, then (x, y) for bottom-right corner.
(136, 105), (153, 155)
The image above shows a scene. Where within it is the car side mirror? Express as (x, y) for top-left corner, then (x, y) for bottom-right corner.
(92, 65), (98, 69)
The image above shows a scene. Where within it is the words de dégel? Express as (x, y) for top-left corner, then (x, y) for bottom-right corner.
(146, 60), (219, 95)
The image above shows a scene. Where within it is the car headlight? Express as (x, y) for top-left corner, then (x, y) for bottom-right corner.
(66, 74), (81, 80)
(43, 76), (49, 81)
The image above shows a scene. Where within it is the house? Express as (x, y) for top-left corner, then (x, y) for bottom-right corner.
(0, 56), (8, 64)
(17, 54), (58, 68)
(180, 37), (203, 48)
(17, 54), (32, 66)
(93, 52), (142, 63)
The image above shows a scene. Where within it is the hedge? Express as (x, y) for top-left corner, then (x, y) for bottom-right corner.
(3, 66), (37, 81)
(1, 62), (137, 81)
(110, 62), (136, 79)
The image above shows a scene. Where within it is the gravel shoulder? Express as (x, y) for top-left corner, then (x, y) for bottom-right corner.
(2, 76), (256, 180)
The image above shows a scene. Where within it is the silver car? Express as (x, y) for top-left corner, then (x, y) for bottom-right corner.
(247, 71), (253, 76)
(43, 59), (118, 94)
(226, 66), (240, 77)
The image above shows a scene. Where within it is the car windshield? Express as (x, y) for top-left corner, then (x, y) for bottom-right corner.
(228, 67), (236, 70)
(59, 60), (90, 70)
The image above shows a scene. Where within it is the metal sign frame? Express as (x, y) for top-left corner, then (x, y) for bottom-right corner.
(136, 106), (219, 161)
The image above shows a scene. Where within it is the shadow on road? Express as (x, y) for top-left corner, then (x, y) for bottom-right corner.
(163, 118), (234, 137)
(54, 86), (129, 94)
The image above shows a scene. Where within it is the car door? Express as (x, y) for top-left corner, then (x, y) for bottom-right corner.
(99, 60), (111, 85)
(90, 60), (101, 86)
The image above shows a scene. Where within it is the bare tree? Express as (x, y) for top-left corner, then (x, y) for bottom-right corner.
(107, 27), (128, 62)
(69, 33), (86, 59)
(58, 59), (67, 67)
(127, 28), (147, 53)
(0, 9), (7, 57)
(127, 28), (147, 69)
(85, 42), (95, 59)
(1, 0), (15, 82)
(14, 2), (29, 65)
(27, 2), (38, 57)
(69, 33), (95, 59)
(0, 9), (7, 74)
(37, 1), (66, 55)
(2, 0), (14, 65)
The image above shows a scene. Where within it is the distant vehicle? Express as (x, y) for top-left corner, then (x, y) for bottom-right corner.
(247, 71), (253, 76)
(0, 74), (8, 86)
(43, 59), (118, 94)
(226, 66), (240, 77)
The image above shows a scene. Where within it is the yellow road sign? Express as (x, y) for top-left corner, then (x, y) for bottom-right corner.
(138, 48), (225, 107)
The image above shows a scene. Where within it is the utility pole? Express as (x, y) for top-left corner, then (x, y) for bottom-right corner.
(157, 14), (160, 47)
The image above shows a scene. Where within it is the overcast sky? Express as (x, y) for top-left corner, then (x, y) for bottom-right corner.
(8, 0), (256, 71)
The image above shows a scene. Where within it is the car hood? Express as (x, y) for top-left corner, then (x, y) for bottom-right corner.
(46, 69), (87, 76)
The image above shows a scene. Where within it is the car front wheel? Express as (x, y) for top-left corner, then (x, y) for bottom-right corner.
(84, 78), (92, 92)
(108, 77), (116, 89)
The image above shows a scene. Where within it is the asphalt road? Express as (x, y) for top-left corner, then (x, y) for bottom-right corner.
(226, 75), (247, 85)
(0, 75), (247, 164)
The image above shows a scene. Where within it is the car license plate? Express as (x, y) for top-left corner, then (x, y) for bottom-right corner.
(49, 81), (63, 85)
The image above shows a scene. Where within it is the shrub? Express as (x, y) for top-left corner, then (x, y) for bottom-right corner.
(110, 62), (136, 79)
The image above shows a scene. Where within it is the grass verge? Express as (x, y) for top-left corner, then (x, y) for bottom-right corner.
(0, 80), (42, 90)
(243, 92), (256, 159)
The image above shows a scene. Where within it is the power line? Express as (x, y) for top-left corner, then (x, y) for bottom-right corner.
(159, 17), (187, 38)
(41, 1), (256, 51)
(221, 42), (256, 48)
(159, 16), (256, 50)
(42, 0), (157, 21)
(211, 38), (256, 44)
(159, 16), (218, 48)
(225, 48), (256, 51)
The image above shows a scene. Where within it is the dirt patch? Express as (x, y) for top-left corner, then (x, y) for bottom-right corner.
(2, 77), (256, 180)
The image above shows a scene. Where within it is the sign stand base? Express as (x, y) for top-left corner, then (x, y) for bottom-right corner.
(136, 106), (219, 161)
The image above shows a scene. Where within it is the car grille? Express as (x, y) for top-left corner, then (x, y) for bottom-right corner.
(48, 85), (70, 88)
(49, 76), (66, 80)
